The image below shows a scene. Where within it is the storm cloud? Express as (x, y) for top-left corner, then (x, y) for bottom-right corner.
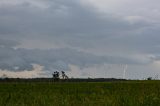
(0, 39), (151, 72)
(0, 0), (160, 78)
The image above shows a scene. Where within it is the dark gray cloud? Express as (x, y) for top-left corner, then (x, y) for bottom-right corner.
(0, 39), (151, 72)
(0, 0), (160, 78)
(0, 0), (146, 41)
(0, 0), (154, 52)
(0, 39), (20, 47)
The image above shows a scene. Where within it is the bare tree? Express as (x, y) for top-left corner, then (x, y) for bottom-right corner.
(61, 71), (68, 79)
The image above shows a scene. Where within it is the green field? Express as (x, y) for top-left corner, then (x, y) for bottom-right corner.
(0, 81), (160, 106)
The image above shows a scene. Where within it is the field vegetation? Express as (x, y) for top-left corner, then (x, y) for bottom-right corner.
(0, 80), (160, 106)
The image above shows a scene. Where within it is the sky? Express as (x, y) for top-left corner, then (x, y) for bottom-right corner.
(0, 0), (160, 79)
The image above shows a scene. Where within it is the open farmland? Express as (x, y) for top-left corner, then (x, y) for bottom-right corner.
(0, 81), (160, 106)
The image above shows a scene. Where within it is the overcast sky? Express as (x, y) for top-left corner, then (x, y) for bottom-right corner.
(0, 0), (160, 79)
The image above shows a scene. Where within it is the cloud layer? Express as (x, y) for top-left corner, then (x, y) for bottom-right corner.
(1, 40), (151, 72)
(0, 0), (160, 78)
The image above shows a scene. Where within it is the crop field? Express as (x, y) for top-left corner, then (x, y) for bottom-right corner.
(0, 81), (160, 106)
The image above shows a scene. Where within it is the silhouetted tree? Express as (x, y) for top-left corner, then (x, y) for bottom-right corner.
(52, 71), (60, 81)
(61, 71), (68, 79)
(147, 77), (152, 80)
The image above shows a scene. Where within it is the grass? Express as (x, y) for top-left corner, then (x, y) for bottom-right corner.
(0, 81), (160, 106)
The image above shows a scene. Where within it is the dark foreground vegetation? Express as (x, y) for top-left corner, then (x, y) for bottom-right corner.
(0, 79), (160, 106)
(0, 78), (126, 82)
